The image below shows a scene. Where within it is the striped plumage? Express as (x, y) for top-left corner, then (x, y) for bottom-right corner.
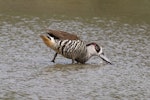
(54, 39), (88, 63)
(47, 29), (80, 62)
(40, 33), (112, 64)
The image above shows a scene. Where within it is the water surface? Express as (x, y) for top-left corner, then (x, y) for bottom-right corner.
(0, 0), (150, 100)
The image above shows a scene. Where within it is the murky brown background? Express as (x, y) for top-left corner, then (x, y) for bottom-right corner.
(0, 0), (150, 100)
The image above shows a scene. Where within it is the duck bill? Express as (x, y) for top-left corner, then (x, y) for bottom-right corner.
(99, 54), (112, 65)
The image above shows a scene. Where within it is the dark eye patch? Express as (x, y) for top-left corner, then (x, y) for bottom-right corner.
(95, 44), (100, 52)
(86, 42), (100, 53)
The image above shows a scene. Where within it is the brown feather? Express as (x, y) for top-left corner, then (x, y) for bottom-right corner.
(47, 29), (80, 40)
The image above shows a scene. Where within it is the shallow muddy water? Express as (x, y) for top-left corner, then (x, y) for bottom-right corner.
(0, 0), (150, 100)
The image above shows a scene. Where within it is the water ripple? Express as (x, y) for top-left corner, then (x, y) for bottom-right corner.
(0, 15), (150, 100)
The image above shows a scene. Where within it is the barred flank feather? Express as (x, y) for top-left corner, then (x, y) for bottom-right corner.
(54, 39), (88, 63)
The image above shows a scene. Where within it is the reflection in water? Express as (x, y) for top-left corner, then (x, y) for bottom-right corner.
(0, 9), (150, 100)
(43, 63), (104, 72)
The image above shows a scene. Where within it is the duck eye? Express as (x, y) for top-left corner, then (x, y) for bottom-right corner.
(95, 45), (100, 52)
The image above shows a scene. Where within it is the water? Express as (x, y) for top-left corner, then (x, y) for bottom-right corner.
(0, 0), (150, 100)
